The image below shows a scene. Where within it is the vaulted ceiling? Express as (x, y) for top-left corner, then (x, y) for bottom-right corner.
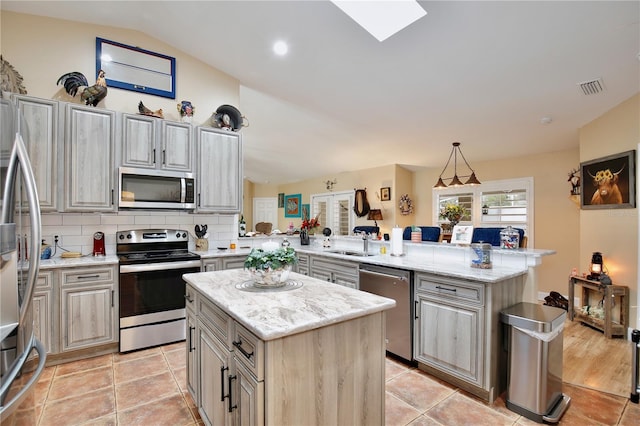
(3, 1), (639, 184)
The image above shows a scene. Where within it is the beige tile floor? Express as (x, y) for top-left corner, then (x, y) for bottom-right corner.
(5, 341), (640, 426)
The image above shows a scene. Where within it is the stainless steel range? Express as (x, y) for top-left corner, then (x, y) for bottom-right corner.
(116, 229), (201, 352)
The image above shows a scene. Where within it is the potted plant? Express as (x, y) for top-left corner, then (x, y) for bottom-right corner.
(439, 203), (466, 227)
(244, 244), (298, 287)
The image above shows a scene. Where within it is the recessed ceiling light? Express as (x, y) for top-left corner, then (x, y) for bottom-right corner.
(540, 116), (553, 125)
(331, 0), (427, 42)
(273, 40), (288, 56)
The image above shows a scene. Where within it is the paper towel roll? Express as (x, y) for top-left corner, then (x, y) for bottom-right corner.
(390, 226), (404, 256)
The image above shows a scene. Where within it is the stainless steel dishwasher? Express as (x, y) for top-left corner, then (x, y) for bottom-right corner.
(359, 264), (412, 361)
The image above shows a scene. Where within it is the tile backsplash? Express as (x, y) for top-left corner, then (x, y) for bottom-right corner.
(34, 211), (238, 257)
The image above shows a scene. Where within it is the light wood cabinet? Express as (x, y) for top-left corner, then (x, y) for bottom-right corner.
(196, 127), (242, 213)
(13, 95), (61, 211)
(186, 279), (385, 425)
(414, 272), (524, 403)
(201, 258), (220, 272)
(63, 104), (116, 211)
(309, 255), (359, 288)
(186, 299), (198, 400)
(121, 113), (193, 172)
(295, 253), (309, 275)
(21, 271), (57, 356)
(414, 278), (484, 387)
(202, 255), (246, 272)
(59, 266), (118, 352)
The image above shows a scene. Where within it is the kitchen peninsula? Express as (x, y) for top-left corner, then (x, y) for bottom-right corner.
(183, 269), (395, 426)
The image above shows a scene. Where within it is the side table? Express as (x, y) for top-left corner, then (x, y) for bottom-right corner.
(568, 275), (629, 339)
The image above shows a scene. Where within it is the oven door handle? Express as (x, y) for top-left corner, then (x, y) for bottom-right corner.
(120, 260), (201, 273)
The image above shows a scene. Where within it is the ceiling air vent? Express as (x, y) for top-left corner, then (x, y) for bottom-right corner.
(578, 78), (605, 95)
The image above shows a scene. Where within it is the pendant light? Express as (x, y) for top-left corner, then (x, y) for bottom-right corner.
(433, 142), (481, 188)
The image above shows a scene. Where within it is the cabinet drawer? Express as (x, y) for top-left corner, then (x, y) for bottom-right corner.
(36, 271), (54, 289)
(232, 322), (264, 381)
(198, 297), (232, 347)
(61, 267), (115, 286)
(415, 274), (484, 305)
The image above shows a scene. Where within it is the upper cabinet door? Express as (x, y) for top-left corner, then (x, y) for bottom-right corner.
(196, 127), (242, 213)
(121, 114), (193, 172)
(14, 95), (61, 211)
(121, 113), (157, 169)
(161, 120), (192, 172)
(64, 104), (116, 212)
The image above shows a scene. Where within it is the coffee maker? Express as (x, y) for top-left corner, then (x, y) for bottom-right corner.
(93, 231), (106, 256)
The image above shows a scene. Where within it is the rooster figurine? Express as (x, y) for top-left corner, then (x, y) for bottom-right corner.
(57, 70), (107, 107)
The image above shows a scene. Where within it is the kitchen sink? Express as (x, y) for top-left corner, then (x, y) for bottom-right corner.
(327, 249), (377, 257)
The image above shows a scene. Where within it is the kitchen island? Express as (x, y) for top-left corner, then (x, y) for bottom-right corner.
(183, 269), (395, 426)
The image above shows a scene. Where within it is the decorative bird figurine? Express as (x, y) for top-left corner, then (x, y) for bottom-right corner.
(138, 101), (164, 118)
(57, 70), (107, 107)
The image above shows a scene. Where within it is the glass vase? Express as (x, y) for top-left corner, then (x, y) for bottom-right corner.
(249, 265), (292, 288)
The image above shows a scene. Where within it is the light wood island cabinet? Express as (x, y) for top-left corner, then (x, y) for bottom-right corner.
(184, 269), (393, 426)
(414, 271), (525, 403)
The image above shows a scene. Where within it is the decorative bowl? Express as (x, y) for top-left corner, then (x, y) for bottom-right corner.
(248, 265), (292, 288)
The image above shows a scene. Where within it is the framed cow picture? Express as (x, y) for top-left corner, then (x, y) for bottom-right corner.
(580, 150), (636, 209)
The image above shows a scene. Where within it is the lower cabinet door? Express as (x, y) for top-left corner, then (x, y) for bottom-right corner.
(61, 285), (115, 351)
(414, 294), (484, 386)
(234, 359), (264, 426)
(186, 312), (198, 401)
(199, 322), (231, 426)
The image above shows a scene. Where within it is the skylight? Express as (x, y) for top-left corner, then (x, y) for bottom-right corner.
(331, 0), (427, 42)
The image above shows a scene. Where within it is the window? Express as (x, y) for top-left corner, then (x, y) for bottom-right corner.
(311, 191), (355, 236)
(433, 177), (534, 245)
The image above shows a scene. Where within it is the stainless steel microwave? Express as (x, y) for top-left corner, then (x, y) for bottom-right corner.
(118, 167), (196, 210)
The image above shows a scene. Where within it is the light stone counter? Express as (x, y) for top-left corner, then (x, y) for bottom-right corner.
(183, 269), (395, 341)
(24, 254), (119, 270)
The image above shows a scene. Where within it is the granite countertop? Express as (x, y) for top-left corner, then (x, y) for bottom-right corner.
(183, 269), (396, 341)
(28, 254), (120, 270)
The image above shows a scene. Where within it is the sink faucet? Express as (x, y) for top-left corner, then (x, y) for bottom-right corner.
(361, 231), (369, 253)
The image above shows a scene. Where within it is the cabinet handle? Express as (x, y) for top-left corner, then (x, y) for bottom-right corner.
(77, 274), (100, 280)
(184, 294), (193, 303)
(189, 326), (195, 352)
(111, 290), (114, 307)
(162, 149), (166, 165)
(220, 366), (229, 402)
(228, 374), (237, 412)
(232, 339), (254, 360)
(111, 189), (114, 206)
(197, 193), (201, 207)
(415, 300), (419, 319)
(153, 148), (156, 164)
(435, 285), (457, 293)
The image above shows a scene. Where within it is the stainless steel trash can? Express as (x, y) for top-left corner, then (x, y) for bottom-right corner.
(500, 302), (571, 423)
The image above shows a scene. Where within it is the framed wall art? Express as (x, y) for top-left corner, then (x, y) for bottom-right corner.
(278, 193), (285, 208)
(380, 187), (391, 201)
(450, 225), (474, 245)
(96, 37), (176, 99)
(580, 150), (636, 209)
(284, 194), (302, 218)
(301, 204), (310, 220)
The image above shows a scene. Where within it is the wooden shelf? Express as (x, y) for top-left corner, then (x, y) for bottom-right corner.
(568, 276), (629, 339)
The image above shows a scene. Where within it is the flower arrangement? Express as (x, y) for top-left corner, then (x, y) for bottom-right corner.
(439, 203), (466, 223)
(300, 214), (320, 233)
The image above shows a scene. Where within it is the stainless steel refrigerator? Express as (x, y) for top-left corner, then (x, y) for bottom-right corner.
(0, 97), (46, 421)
